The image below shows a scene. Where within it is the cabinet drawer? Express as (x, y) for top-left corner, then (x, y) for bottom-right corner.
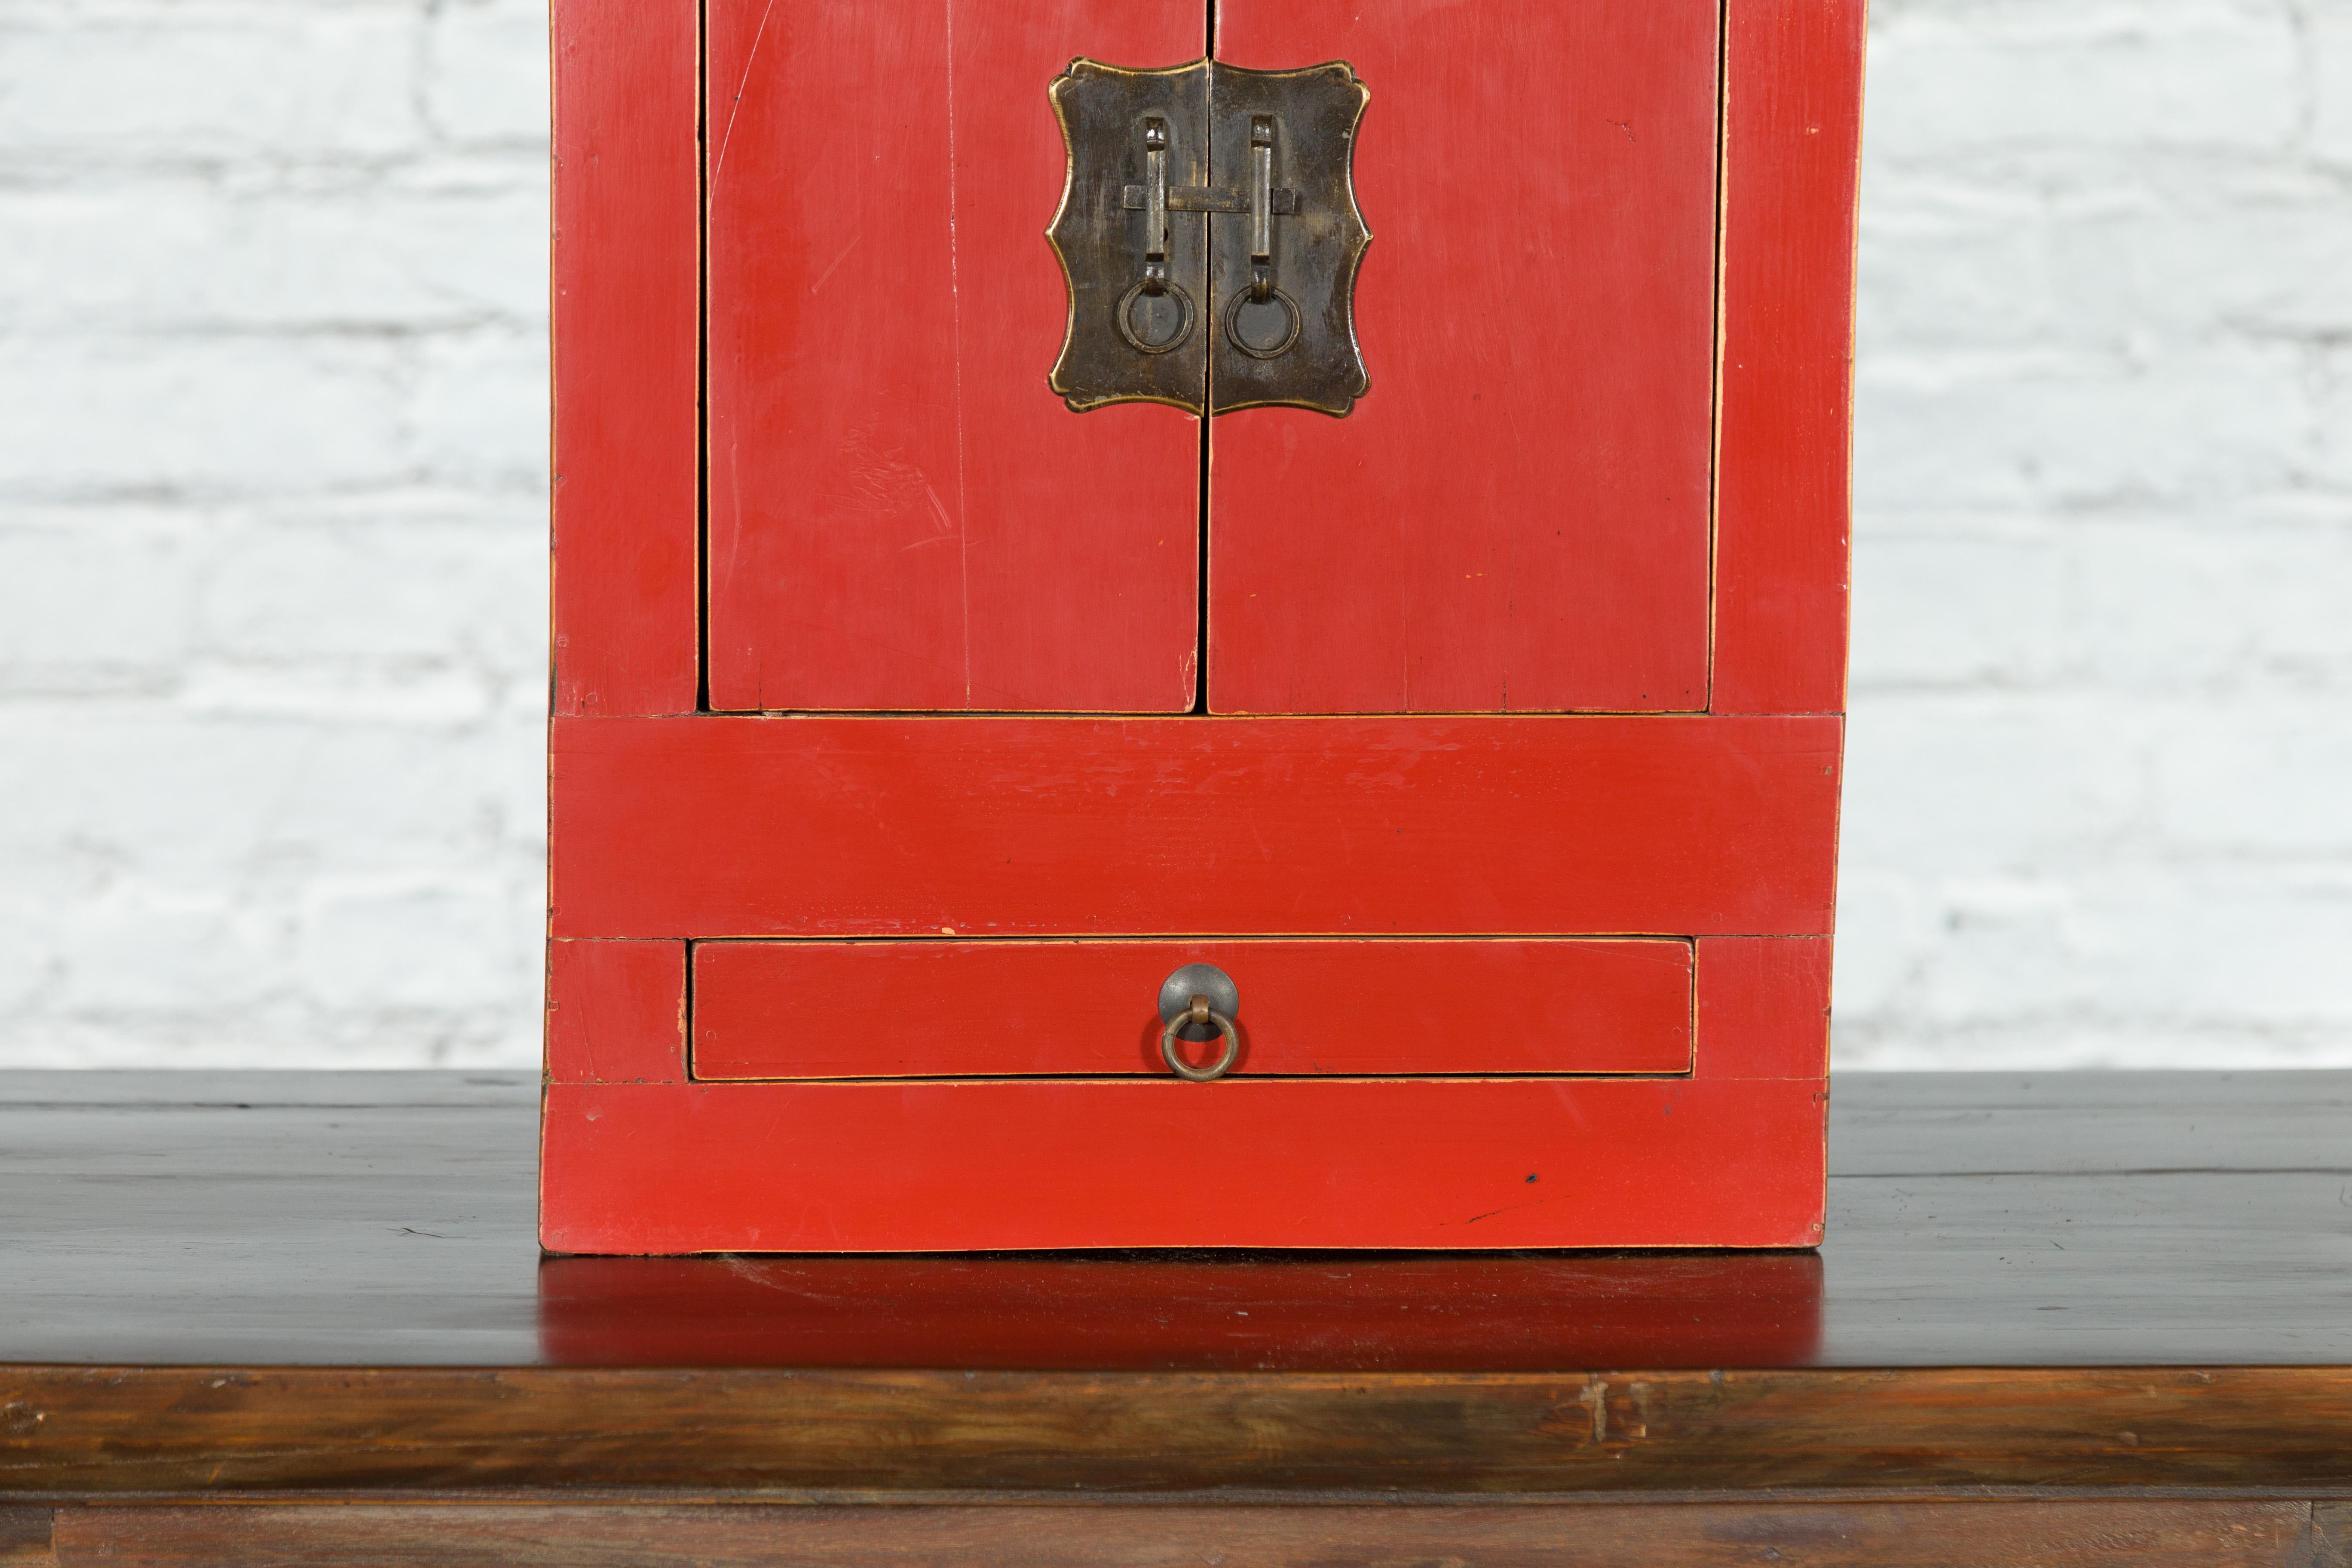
(692, 939), (1692, 1081)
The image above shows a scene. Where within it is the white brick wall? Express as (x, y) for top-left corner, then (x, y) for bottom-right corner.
(0, 0), (548, 1066)
(1841, 0), (2352, 1067)
(0, 0), (2344, 1068)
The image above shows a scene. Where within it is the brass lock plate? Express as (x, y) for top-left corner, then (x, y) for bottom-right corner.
(1047, 58), (1371, 417)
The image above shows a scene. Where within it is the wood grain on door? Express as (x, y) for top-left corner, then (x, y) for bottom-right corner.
(1206, 0), (1722, 714)
(706, 0), (1206, 713)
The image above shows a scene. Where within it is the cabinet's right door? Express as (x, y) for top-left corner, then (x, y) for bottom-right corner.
(1207, 0), (1721, 715)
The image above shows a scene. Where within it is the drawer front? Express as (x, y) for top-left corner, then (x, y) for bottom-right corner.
(692, 938), (1692, 1081)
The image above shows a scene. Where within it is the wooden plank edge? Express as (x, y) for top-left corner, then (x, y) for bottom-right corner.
(34, 1499), (2341, 1568)
(4, 1366), (2349, 1498)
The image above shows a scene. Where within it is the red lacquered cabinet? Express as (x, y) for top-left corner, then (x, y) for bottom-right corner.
(543, 0), (1863, 1253)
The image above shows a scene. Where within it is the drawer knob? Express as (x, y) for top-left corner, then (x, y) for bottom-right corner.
(1157, 964), (1241, 1082)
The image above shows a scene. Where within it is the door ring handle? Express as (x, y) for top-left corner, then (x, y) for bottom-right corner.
(1224, 283), (1301, 360)
(1160, 994), (1241, 1081)
(1116, 274), (1196, 355)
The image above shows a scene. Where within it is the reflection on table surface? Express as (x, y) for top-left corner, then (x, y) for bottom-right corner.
(536, 1250), (1823, 1371)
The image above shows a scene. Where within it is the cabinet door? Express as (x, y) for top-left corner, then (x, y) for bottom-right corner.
(1207, 0), (1721, 714)
(706, 0), (1204, 713)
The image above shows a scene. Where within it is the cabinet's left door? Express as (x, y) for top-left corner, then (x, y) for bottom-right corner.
(707, 0), (1208, 713)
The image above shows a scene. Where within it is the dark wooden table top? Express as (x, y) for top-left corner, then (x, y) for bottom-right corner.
(4, 1069), (2346, 1369)
(4, 1069), (2349, 1501)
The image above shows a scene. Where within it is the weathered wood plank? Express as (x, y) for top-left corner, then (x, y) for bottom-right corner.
(40, 1501), (2325, 1568)
(0, 1507), (54, 1568)
(5, 1366), (2350, 1496)
(2314, 1501), (2351, 1568)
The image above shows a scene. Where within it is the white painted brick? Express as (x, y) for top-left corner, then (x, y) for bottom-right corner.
(196, 512), (545, 670)
(295, 876), (527, 1010)
(1837, 692), (2153, 878)
(2312, 346), (2352, 488)
(406, 329), (549, 486)
(0, 707), (539, 901)
(0, 509), (197, 686)
(0, 11), (421, 163)
(180, 663), (505, 723)
(1890, 865), (2352, 1029)
(2050, 174), (2352, 340)
(1835, 1017), (2352, 1071)
(2119, 868), (2352, 1020)
(2312, 3), (2352, 164)
(1907, 875), (2112, 1020)
(1848, 529), (2069, 687)
(1859, 160), (2352, 349)
(1865, 0), (2300, 160)
(0, 0), (548, 1067)
(48, 886), (282, 1012)
(425, 0), (551, 146)
(0, 894), (61, 1015)
(1855, 341), (2312, 511)
(2151, 695), (2352, 853)
(0, 180), (548, 333)
(0, 338), (407, 496)
(1852, 506), (2352, 690)
(200, 718), (545, 875)
(1826, 868), (1936, 1018)
(2060, 509), (2352, 685)
(0, 708), (313, 889)
(1856, 178), (2061, 350)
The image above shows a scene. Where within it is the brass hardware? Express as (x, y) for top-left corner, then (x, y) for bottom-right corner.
(1046, 61), (1213, 412)
(1156, 962), (1240, 1081)
(1161, 994), (1241, 1082)
(1047, 59), (1371, 417)
(1247, 115), (1274, 300)
(1142, 118), (1170, 285)
(1221, 114), (1304, 361)
(1225, 287), (1301, 360)
(1114, 119), (1196, 355)
(1117, 272), (1195, 355)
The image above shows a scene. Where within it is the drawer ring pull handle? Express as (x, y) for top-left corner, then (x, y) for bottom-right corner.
(1160, 995), (1241, 1082)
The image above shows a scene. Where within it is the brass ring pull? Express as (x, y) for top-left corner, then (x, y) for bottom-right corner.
(1117, 273), (1196, 354)
(1220, 113), (1302, 360)
(1114, 116), (1194, 356)
(1159, 993), (1240, 1082)
(1224, 283), (1301, 360)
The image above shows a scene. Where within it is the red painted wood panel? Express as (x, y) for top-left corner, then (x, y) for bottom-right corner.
(549, 714), (1841, 939)
(1696, 935), (1833, 1081)
(1713, 0), (1866, 714)
(550, 0), (699, 717)
(692, 938), (1692, 1079)
(540, 1075), (1827, 1252)
(1204, 0), (1719, 715)
(545, 940), (686, 1084)
(705, 0), (1204, 714)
